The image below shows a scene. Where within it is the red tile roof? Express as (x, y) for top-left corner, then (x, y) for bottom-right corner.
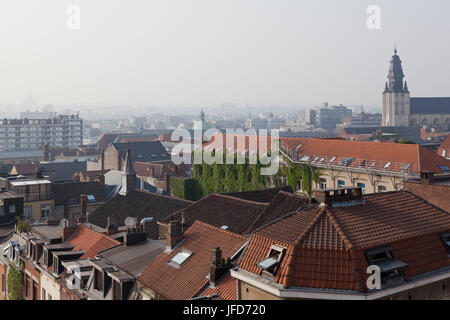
(200, 273), (237, 300)
(161, 193), (268, 235)
(280, 137), (450, 174)
(246, 191), (312, 234)
(138, 221), (247, 300)
(68, 224), (121, 259)
(440, 135), (450, 149)
(239, 191), (450, 291)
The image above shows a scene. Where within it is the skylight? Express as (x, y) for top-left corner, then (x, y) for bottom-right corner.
(328, 157), (336, 163)
(438, 165), (450, 172)
(383, 162), (392, 169)
(300, 155), (310, 161)
(87, 195), (96, 202)
(339, 158), (354, 166)
(169, 250), (193, 267)
(313, 156), (319, 162)
(319, 157), (325, 163)
(401, 163), (412, 171)
(369, 162), (376, 168)
(256, 256), (279, 270)
(359, 160), (368, 167)
(295, 144), (302, 151)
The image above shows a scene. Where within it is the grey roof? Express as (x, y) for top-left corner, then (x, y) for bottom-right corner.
(99, 239), (166, 276)
(40, 161), (87, 182)
(53, 181), (106, 207)
(410, 97), (450, 115)
(113, 141), (170, 163)
(0, 150), (42, 160)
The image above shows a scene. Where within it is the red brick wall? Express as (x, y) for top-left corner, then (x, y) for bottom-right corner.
(403, 181), (450, 212)
(0, 264), (6, 300)
(24, 261), (40, 300)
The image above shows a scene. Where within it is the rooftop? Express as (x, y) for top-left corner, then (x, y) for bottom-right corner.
(138, 221), (247, 300)
(238, 190), (450, 292)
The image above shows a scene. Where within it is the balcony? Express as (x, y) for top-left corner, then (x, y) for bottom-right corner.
(21, 192), (54, 202)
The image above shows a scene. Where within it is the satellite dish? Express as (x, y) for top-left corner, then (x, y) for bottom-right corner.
(60, 219), (69, 228)
(125, 217), (137, 228)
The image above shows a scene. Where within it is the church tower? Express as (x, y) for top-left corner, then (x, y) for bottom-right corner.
(119, 148), (136, 196)
(382, 48), (410, 126)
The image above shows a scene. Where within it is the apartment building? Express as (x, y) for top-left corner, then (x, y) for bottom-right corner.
(0, 114), (82, 151)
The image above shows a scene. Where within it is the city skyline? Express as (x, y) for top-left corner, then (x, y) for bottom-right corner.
(1, 1), (449, 110)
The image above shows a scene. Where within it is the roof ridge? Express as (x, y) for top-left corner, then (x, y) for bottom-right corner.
(211, 193), (271, 206)
(325, 209), (354, 250)
(78, 223), (121, 245)
(192, 220), (247, 241)
(280, 206), (328, 288)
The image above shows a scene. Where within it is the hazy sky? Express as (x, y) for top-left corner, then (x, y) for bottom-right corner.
(0, 0), (449, 110)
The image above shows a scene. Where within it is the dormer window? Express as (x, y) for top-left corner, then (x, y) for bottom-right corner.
(440, 232), (450, 255)
(256, 244), (286, 276)
(365, 246), (407, 284)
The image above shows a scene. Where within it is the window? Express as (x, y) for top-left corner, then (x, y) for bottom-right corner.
(442, 150), (446, 157)
(365, 246), (407, 284)
(94, 269), (103, 291)
(438, 165), (450, 172)
(337, 180), (345, 188)
(383, 162), (392, 169)
(42, 288), (46, 301)
(256, 245), (286, 276)
(359, 160), (368, 167)
(440, 233), (450, 255)
(357, 183), (366, 194)
(32, 280), (37, 300)
(300, 155), (310, 161)
(10, 205), (15, 213)
(40, 205), (51, 220)
(328, 157), (336, 163)
(401, 163), (412, 172)
(169, 249), (193, 268)
(313, 156), (319, 162)
(25, 275), (30, 298)
(48, 294), (52, 301)
(378, 185), (387, 193)
(1, 274), (5, 294)
(320, 178), (327, 189)
(25, 206), (32, 221)
(87, 195), (96, 202)
(113, 281), (121, 300)
(369, 162), (376, 168)
(339, 158), (354, 166)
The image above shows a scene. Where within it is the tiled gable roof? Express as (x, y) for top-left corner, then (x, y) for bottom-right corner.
(138, 221), (247, 300)
(113, 141), (170, 163)
(53, 181), (106, 206)
(440, 135), (450, 149)
(246, 191), (311, 233)
(239, 191), (450, 291)
(410, 97), (450, 114)
(68, 224), (121, 259)
(224, 186), (293, 203)
(161, 193), (268, 235)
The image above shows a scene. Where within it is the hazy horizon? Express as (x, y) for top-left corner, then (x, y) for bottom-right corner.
(1, 0), (449, 111)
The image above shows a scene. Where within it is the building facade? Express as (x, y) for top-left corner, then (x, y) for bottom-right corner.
(382, 49), (450, 130)
(0, 114), (83, 151)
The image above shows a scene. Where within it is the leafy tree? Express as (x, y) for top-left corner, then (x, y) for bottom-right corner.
(7, 263), (24, 300)
(16, 217), (31, 233)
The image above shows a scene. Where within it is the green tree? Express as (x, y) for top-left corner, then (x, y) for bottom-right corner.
(16, 217), (31, 233)
(7, 263), (24, 300)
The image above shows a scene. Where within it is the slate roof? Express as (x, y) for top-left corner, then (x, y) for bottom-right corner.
(113, 141), (170, 163)
(88, 189), (192, 228)
(224, 186), (293, 203)
(53, 181), (106, 207)
(137, 221), (247, 300)
(12, 161), (87, 182)
(238, 191), (450, 291)
(410, 97), (450, 115)
(161, 193), (269, 235)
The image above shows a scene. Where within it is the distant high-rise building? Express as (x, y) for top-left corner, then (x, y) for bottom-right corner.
(0, 114), (83, 151)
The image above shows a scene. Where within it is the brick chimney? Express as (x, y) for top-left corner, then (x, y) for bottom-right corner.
(142, 218), (159, 240)
(101, 150), (105, 170)
(80, 194), (87, 218)
(315, 187), (363, 205)
(167, 220), (183, 250)
(420, 171), (435, 185)
(62, 225), (77, 241)
(209, 247), (232, 287)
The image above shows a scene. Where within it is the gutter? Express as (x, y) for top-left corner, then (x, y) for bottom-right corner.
(231, 268), (450, 300)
